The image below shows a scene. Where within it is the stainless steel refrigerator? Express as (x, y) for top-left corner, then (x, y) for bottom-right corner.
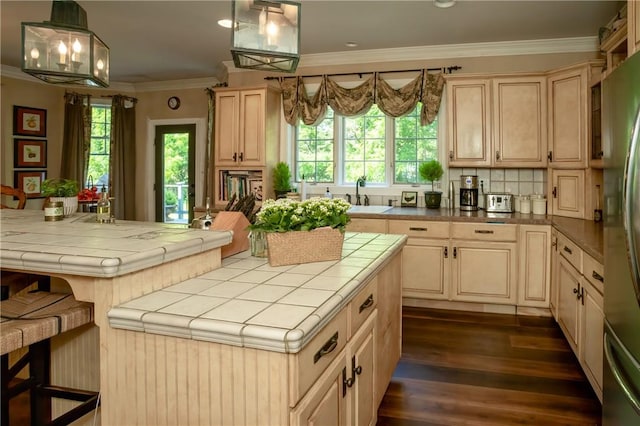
(602, 51), (640, 425)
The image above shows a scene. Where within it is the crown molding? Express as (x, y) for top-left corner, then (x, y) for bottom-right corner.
(1, 64), (220, 92)
(226, 36), (599, 73)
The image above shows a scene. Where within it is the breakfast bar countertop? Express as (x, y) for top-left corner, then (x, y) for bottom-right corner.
(0, 209), (233, 278)
(107, 232), (407, 354)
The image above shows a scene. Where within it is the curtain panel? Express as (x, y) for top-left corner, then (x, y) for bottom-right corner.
(110, 95), (137, 220)
(279, 71), (445, 126)
(60, 92), (91, 186)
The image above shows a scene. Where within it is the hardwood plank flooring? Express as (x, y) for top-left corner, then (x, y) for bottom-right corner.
(377, 307), (602, 426)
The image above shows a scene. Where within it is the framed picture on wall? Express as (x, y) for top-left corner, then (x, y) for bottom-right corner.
(14, 139), (47, 168)
(14, 170), (46, 198)
(13, 105), (47, 137)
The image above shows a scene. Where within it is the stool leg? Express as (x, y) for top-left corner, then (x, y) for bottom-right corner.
(29, 340), (51, 426)
(1, 354), (9, 426)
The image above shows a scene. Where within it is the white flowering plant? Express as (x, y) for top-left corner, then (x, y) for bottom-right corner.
(249, 197), (352, 233)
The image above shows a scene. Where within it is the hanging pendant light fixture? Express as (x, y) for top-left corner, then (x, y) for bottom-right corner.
(231, 0), (301, 73)
(21, 0), (110, 87)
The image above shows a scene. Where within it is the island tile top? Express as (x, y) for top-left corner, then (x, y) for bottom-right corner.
(107, 232), (407, 353)
(0, 209), (233, 278)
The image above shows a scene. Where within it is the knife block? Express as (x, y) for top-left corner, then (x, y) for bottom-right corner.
(211, 211), (250, 258)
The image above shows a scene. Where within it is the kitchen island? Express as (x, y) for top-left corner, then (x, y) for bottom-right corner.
(0, 209), (406, 425)
(0, 209), (233, 425)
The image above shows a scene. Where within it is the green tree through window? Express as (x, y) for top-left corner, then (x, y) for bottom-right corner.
(295, 104), (439, 186)
(87, 105), (111, 189)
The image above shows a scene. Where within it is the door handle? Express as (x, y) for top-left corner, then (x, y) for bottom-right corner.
(552, 187), (557, 198)
(592, 271), (604, 282)
(409, 227), (427, 231)
(358, 294), (374, 313)
(604, 328), (640, 414)
(449, 150), (453, 160)
(444, 246), (448, 258)
(547, 151), (553, 162)
(474, 229), (494, 234)
(239, 152), (244, 161)
(453, 247), (457, 259)
(232, 152), (237, 162)
(495, 150), (500, 161)
(563, 246), (572, 255)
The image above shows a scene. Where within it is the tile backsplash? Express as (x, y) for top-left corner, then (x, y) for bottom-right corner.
(303, 168), (548, 208)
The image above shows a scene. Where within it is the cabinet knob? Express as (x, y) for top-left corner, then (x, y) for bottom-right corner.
(548, 151), (553, 162)
(449, 150), (454, 160)
(495, 150), (501, 161)
(552, 187), (557, 198)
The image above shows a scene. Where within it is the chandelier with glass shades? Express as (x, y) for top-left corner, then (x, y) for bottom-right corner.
(21, 0), (110, 87)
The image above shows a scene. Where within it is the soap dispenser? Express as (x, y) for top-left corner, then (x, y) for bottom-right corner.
(325, 187), (333, 199)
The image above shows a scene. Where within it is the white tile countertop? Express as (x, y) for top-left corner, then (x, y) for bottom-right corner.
(107, 232), (407, 353)
(0, 209), (233, 278)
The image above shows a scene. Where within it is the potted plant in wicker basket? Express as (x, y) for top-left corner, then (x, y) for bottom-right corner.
(272, 161), (292, 199)
(41, 178), (80, 217)
(249, 197), (352, 266)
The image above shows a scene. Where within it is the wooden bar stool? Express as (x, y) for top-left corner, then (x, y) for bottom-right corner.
(1, 291), (98, 426)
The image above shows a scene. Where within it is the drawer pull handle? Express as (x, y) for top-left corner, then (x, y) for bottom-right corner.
(359, 294), (374, 313)
(314, 332), (338, 364)
(474, 230), (494, 234)
(592, 271), (604, 282)
(409, 227), (427, 231)
(563, 246), (573, 255)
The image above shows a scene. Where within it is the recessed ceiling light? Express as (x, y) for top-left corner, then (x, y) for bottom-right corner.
(434, 0), (456, 8)
(345, 42), (358, 48)
(218, 19), (232, 28)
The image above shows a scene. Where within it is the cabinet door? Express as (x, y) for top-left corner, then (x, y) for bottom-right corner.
(290, 353), (348, 426)
(547, 67), (588, 168)
(557, 256), (581, 352)
(238, 89), (266, 166)
(518, 225), (551, 307)
(401, 239), (449, 300)
(580, 279), (604, 402)
(348, 312), (377, 426)
(446, 79), (492, 167)
(215, 91), (240, 166)
(493, 77), (547, 167)
(550, 229), (559, 319)
(551, 169), (585, 219)
(451, 240), (517, 304)
(374, 254), (402, 408)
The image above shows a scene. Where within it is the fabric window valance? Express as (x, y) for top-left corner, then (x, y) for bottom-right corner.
(279, 70), (445, 126)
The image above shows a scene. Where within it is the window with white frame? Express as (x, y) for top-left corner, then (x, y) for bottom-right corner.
(294, 104), (439, 186)
(87, 104), (111, 189)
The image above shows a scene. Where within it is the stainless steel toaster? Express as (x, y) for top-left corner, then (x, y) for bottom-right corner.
(484, 193), (514, 213)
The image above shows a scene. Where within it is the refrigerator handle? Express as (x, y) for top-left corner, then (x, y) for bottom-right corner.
(604, 329), (640, 415)
(623, 105), (640, 299)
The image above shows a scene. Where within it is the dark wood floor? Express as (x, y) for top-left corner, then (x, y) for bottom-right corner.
(7, 307), (601, 425)
(377, 307), (602, 426)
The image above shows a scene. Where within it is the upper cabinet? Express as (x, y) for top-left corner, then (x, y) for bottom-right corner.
(630, 0), (640, 56)
(546, 61), (603, 169)
(214, 87), (280, 167)
(446, 75), (547, 168)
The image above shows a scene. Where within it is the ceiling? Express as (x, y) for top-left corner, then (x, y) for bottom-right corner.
(0, 0), (623, 84)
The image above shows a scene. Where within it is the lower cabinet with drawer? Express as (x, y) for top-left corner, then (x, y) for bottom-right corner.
(388, 220), (450, 300)
(553, 230), (604, 402)
(450, 223), (518, 305)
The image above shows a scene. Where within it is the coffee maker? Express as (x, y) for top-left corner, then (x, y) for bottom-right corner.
(460, 175), (479, 211)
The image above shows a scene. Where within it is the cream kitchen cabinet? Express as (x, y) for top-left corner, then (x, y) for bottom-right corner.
(517, 225), (551, 308)
(550, 169), (586, 219)
(450, 223), (518, 305)
(579, 253), (604, 402)
(213, 86), (280, 207)
(553, 231), (604, 400)
(630, 0), (640, 55)
(388, 220), (450, 300)
(549, 228), (560, 319)
(214, 87), (279, 167)
(446, 75), (547, 168)
(291, 312), (377, 426)
(546, 61), (603, 168)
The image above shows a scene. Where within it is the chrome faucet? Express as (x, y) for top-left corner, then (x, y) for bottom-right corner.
(355, 176), (366, 206)
(364, 194), (370, 206)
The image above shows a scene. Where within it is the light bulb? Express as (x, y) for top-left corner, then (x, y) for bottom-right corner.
(72, 39), (81, 53)
(97, 59), (104, 70)
(30, 47), (40, 59)
(58, 41), (67, 64)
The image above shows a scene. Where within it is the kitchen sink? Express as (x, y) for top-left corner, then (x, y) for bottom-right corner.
(347, 205), (393, 214)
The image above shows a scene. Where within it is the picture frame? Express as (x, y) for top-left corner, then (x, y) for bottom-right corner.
(14, 139), (47, 168)
(14, 170), (46, 198)
(249, 179), (263, 201)
(13, 105), (47, 137)
(401, 191), (418, 207)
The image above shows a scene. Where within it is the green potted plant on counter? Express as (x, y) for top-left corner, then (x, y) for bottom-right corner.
(273, 161), (292, 199)
(41, 178), (80, 216)
(419, 159), (444, 209)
